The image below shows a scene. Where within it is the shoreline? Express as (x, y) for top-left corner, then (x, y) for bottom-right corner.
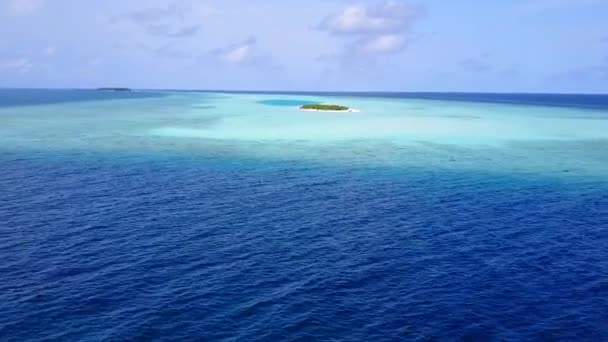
(298, 108), (361, 113)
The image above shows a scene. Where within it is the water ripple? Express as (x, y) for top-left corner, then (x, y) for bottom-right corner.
(1, 153), (607, 341)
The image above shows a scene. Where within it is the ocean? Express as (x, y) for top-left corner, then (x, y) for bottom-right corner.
(1, 89), (607, 341)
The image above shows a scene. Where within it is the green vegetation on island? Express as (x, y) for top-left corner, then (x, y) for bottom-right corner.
(300, 104), (350, 111)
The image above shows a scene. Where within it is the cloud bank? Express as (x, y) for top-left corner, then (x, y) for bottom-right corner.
(111, 3), (202, 38)
(210, 38), (277, 69)
(318, 1), (425, 56)
(0, 58), (33, 73)
(218, 39), (256, 64)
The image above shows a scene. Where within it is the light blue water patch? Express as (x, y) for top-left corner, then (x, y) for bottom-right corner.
(1, 89), (608, 180)
(257, 99), (319, 106)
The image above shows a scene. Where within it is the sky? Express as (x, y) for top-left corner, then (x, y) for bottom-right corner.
(0, 0), (607, 93)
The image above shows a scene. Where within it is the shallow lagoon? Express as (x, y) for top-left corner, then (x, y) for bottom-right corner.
(1, 90), (607, 179)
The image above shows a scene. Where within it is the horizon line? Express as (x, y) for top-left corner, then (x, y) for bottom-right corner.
(1, 87), (607, 96)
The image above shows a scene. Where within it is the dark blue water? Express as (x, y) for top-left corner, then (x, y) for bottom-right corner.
(0, 88), (165, 107)
(2, 152), (607, 341)
(1, 90), (608, 341)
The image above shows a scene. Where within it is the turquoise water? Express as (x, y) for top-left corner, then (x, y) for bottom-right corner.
(1, 91), (607, 179)
(2, 90), (608, 340)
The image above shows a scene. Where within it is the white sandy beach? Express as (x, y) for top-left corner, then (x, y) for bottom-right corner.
(298, 108), (361, 113)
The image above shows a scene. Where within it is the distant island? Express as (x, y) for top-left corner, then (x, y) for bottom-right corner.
(97, 87), (132, 92)
(299, 103), (359, 113)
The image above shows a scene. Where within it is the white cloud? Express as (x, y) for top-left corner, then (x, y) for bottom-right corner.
(318, 1), (424, 57)
(359, 34), (406, 54)
(209, 38), (280, 71)
(6, 0), (46, 16)
(213, 38), (259, 65)
(110, 1), (220, 39)
(0, 58), (33, 73)
(319, 1), (423, 35)
(222, 44), (253, 64)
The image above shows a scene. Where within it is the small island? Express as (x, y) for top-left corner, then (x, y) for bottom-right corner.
(299, 103), (360, 113)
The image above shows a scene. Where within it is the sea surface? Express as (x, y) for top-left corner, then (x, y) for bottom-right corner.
(1, 89), (607, 341)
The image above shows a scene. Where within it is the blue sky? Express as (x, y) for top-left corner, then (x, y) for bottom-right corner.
(1, 0), (607, 92)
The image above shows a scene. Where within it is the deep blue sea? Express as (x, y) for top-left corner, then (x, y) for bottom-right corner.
(1, 89), (607, 341)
